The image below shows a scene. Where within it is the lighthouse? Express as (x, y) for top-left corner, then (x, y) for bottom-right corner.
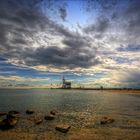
(62, 76), (71, 89)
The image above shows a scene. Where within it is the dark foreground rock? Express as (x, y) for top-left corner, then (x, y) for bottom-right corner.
(0, 112), (7, 117)
(55, 124), (71, 133)
(0, 119), (10, 130)
(44, 115), (55, 120)
(7, 111), (20, 119)
(100, 117), (115, 125)
(26, 110), (34, 114)
(0, 118), (18, 130)
(0, 111), (20, 130)
(50, 110), (56, 115)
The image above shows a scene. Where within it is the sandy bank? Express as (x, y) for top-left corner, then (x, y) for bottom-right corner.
(0, 127), (140, 140)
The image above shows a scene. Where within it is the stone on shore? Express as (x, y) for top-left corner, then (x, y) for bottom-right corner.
(28, 116), (43, 125)
(0, 112), (7, 117)
(44, 114), (55, 120)
(0, 117), (18, 130)
(107, 118), (115, 123)
(7, 111), (20, 118)
(50, 110), (56, 115)
(0, 119), (7, 126)
(55, 124), (71, 133)
(26, 110), (34, 114)
(8, 118), (18, 126)
(100, 117), (115, 125)
(34, 118), (43, 125)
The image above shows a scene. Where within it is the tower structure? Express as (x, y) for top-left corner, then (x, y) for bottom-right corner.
(62, 76), (71, 89)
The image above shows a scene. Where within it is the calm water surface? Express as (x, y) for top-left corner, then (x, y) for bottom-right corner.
(0, 89), (140, 128)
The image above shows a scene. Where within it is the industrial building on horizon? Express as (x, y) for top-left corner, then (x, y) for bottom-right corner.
(62, 76), (71, 89)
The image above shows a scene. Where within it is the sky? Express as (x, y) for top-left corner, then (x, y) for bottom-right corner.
(0, 0), (140, 88)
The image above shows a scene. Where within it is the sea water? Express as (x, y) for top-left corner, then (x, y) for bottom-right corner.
(0, 89), (140, 129)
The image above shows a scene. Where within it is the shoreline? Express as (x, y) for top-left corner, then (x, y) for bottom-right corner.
(0, 88), (140, 94)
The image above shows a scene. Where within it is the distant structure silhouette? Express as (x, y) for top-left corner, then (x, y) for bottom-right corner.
(100, 86), (103, 90)
(62, 76), (71, 89)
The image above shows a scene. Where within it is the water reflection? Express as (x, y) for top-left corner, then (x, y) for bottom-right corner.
(0, 89), (139, 128)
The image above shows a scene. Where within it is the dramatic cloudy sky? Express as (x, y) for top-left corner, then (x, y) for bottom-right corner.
(0, 0), (140, 88)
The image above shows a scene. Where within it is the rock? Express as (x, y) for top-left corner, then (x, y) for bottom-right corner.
(0, 111), (19, 129)
(100, 117), (115, 125)
(0, 112), (7, 117)
(50, 110), (56, 115)
(34, 118), (43, 125)
(100, 119), (108, 124)
(44, 114), (54, 120)
(27, 116), (35, 121)
(26, 110), (34, 114)
(0, 118), (18, 130)
(0, 119), (7, 126)
(8, 118), (18, 126)
(107, 118), (115, 123)
(7, 111), (20, 118)
(55, 124), (71, 133)
(28, 116), (43, 125)
(0, 119), (9, 129)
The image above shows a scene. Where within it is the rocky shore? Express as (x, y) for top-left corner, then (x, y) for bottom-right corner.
(0, 110), (71, 133)
(0, 110), (140, 140)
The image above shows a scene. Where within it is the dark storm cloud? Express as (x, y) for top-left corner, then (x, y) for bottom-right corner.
(10, 33), (100, 68)
(84, 0), (140, 40)
(11, 38), (28, 45)
(24, 46), (100, 68)
(117, 44), (140, 52)
(0, 0), (101, 69)
(0, 23), (7, 44)
(83, 16), (110, 35)
(0, 0), (139, 71)
(62, 35), (91, 49)
(124, 0), (140, 37)
(106, 0), (140, 38)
